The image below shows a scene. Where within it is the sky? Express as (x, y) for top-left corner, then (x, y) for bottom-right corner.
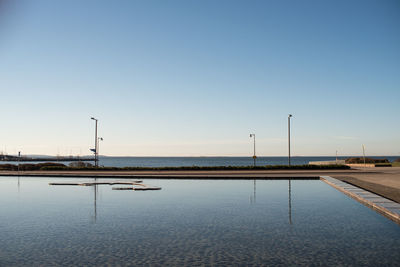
(0, 0), (399, 157)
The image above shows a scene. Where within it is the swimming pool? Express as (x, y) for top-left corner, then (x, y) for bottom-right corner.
(0, 177), (399, 266)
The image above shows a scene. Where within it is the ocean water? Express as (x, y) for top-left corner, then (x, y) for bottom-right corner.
(1, 156), (398, 167)
(0, 177), (399, 266)
(97, 156), (399, 167)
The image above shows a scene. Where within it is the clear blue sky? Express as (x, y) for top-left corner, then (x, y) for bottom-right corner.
(0, 0), (399, 156)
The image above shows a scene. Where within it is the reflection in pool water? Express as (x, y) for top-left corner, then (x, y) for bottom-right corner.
(0, 177), (399, 266)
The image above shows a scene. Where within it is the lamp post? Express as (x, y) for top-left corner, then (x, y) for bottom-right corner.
(336, 150), (338, 164)
(91, 117), (98, 167)
(288, 114), (293, 166)
(97, 137), (103, 166)
(249, 133), (256, 167)
(362, 144), (366, 167)
(17, 151), (20, 173)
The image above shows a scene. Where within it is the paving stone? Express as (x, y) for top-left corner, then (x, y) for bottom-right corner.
(353, 193), (380, 198)
(379, 202), (400, 209)
(352, 191), (377, 195)
(371, 200), (396, 205)
(384, 207), (400, 214)
(356, 194), (380, 199)
(346, 189), (365, 192)
(341, 188), (360, 191)
(359, 194), (381, 197)
(362, 196), (389, 200)
(370, 201), (397, 207)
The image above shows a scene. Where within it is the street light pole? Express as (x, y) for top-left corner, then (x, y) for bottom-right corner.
(288, 114), (293, 166)
(97, 137), (103, 166)
(91, 117), (98, 167)
(18, 151), (21, 191)
(18, 151), (21, 174)
(362, 144), (366, 167)
(250, 133), (256, 167)
(336, 150), (338, 164)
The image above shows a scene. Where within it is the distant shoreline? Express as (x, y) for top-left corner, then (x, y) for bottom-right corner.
(0, 158), (93, 162)
(2, 155), (399, 158)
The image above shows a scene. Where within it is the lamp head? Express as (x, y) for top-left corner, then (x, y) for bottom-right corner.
(91, 117), (97, 120)
(288, 114), (292, 118)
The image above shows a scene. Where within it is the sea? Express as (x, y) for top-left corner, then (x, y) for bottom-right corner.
(95, 156), (399, 167)
(1, 156), (398, 167)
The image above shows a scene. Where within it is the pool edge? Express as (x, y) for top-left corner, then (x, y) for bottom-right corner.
(320, 176), (400, 225)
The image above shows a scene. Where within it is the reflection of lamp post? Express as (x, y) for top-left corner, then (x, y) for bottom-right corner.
(90, 117), (98, 167)
(249, 134), (256, 167)
(288, 179), (292, 225)
(250, 180), (256, 204)
(288, 114), (293, 166)
(253, 180), (256, 203)
(93, 180), (98, 223)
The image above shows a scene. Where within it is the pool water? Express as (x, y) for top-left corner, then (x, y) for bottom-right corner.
(0, 177), (399, 266)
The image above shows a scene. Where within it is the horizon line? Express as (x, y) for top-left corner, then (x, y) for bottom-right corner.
(4, 154), (399, 158)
